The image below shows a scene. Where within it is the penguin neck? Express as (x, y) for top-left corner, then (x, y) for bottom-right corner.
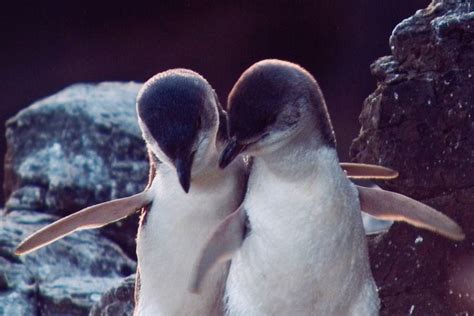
(256, 124), (338, 180)
(192, 144), (222, 186)
(157, 140), (225, 191)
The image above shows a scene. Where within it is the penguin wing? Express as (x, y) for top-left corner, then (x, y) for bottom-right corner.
(190, 206), (247, 294)
(15, 190), (154, 255)
(357, 185), (465, 241)
(341, 162), (398, 180)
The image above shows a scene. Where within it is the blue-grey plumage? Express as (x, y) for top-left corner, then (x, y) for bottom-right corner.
(215, 60), (380, 315)
(195, 60), (462, 315)
(135, 69), (248, 315)
(13, 66), (462, 316)
(137, 69), (230, 193)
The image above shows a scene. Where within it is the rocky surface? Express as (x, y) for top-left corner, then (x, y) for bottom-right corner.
(0, 209), (136, 315)
(351, 0), (474, 200)
(351, 0), (474, 314)
(89, 275), (135, 316)
(4, 82), (148, 259)
(1, 82), (148, 315)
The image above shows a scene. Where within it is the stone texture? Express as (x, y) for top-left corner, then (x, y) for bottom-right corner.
(351, 0), (474, 314)
(89, 275), (135, 316)
(4, 82), (148, 259)
(0, 209), (136, 315)
(352, 0), (474, 200)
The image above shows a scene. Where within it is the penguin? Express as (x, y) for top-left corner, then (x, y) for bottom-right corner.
(12, 65), (399, 306)
(131, 69), (253, 315)
(190, 60), (464, 315)
(14, 67), (453, 314)
(16, 69), (249, 315)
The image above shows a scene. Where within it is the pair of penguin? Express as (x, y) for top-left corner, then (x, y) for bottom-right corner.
(16, 60), (464, 315)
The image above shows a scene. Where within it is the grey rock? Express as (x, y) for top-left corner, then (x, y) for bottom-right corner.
(351, 0), (474, 314)
(89, 275), (135, 316)
(0, 256), (37, 316)
(39, 277), (124, 316)
(4, 82), (148, 259)
(352, 1), (474, 200)
(0, 209), (136, 315)
(390, 0), (474, 74)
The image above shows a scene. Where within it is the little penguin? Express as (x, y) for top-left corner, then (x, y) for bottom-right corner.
(16, 69), (249, 315)
(190, 60), (465, 315)
(132, 69), (251, 315)
(14, 67), (461, 315)
(12, 68), (398, 315)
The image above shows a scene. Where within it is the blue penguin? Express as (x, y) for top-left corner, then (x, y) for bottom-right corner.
(191, 60), (464, 315)
(16, 69), (248, 315)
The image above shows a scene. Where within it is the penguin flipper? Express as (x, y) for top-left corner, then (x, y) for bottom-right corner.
(15, 190), (154, 255)
(357, 185), (465, 241)
(341, 162), (399, 180)
(190, 206), (247, 294)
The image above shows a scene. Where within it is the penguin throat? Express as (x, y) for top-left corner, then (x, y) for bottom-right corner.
(258, 128), (336, 180)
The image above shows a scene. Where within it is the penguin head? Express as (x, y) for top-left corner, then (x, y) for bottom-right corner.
(219, 59), (336, 168)
(137, 69), (221, 193)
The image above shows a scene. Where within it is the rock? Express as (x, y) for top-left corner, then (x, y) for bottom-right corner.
(89, 275), (135, 316)
(0, 209), (136, 315)
(39, 276), (124, 315)
(367, 193), (474, 315)
(351, 0), (474, 314)
(0, 256), (37, 316)
(351, 0), (474, 200)
(4, 82), (149, 258)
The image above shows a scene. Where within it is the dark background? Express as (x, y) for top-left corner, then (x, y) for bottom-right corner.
(1, 1), (429, 203)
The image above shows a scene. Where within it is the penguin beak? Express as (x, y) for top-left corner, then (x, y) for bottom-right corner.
(219, 139), (247, 169)
(175, 155), (193, 193)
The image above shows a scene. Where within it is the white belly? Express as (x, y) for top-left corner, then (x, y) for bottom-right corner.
(136, 165), (243, 316)
(225, 160), (379, 316)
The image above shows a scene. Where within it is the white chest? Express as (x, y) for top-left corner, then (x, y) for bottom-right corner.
(136, 164), (243, 316)
(225, 156), (379, 316)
